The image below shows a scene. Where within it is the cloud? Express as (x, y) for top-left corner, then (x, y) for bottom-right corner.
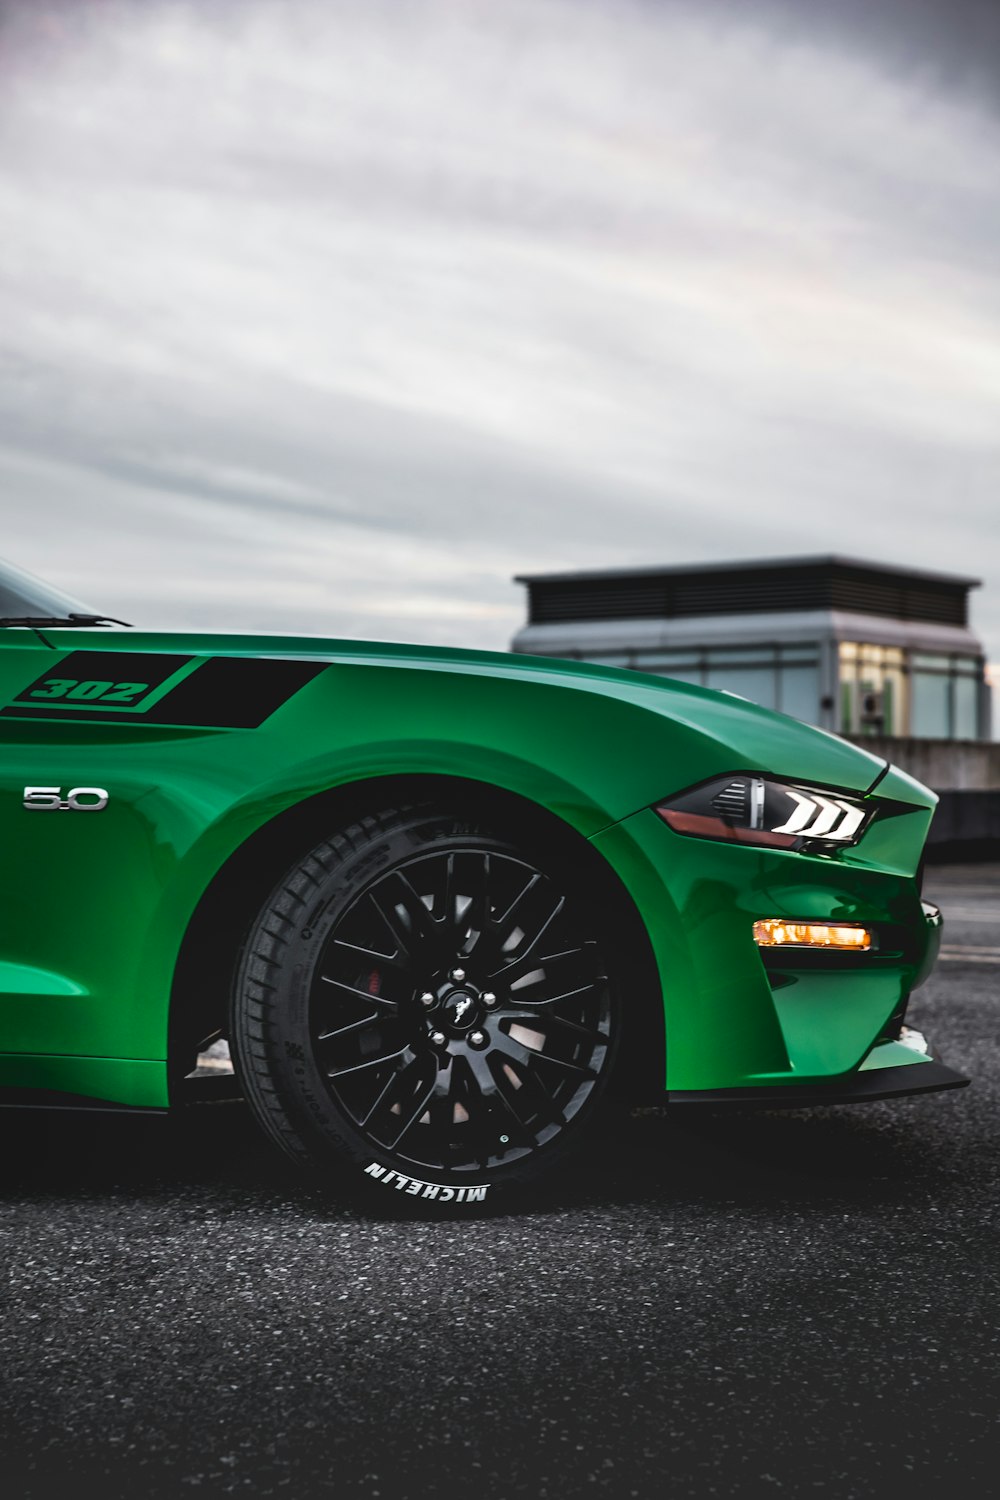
(1, 0), (998, 658)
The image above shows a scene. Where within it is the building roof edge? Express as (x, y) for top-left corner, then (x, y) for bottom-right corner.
(513, 554), (981, 591)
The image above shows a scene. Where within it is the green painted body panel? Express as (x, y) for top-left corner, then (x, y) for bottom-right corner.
(0, 627), (939, 1108)
(0, 1055), (165, 1107)
(589, 803), (935, 1091)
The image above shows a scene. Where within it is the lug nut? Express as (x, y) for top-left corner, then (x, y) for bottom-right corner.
(420, 991), (436, 1007)
(469, 1031), (487, 1048)
(482, 992), (497, 1007)
(430, 1031), (447, 1046)
(450, 967), (466, 983)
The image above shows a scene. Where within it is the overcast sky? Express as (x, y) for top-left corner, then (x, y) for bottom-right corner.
(1, 0), (998, 658)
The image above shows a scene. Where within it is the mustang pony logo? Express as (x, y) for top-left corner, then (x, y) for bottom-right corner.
(452, 995), (472, 1022)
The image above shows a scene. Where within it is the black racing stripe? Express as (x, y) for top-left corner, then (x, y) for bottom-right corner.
(142, 656), (327, 727)
(1, 655), (327, 727)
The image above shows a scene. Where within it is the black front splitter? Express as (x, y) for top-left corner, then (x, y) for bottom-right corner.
(667, 1059), (969, 1109)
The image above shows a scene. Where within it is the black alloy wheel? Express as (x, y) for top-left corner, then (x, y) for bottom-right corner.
(231, 805), (623, 1207)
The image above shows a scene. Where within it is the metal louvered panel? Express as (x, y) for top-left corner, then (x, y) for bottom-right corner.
(828, 578), (966, 624)
(526, 561), (971, 627)
(529, 579), (670, 623)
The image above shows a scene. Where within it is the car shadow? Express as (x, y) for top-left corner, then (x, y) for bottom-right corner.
(0, 1090), (966, 1224)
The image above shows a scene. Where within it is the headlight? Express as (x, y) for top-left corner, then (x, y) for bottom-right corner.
(655, 775), (872, 850)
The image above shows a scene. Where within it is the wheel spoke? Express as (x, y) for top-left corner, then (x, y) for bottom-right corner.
(389, 1061), (464, 1152)
(425, 1056), (464, 1150)
(492, 1030), (596, 1082)
(454, 852), (491, 958)
(327, 1044), (411, 1080)
(441, 851), (457, 933)
(537, 944), (590, 966)
(492, 872), (543, 946)
(465, 1049), (538, 1149)
(377, 868), (456, 964)
(498, 941), (595, 991)
(386, 1091), (436, 1152)
(507, 981), (599, 1011)
(316, 1012), (382, 1044)
(491, 1048), (566, 1129)
(368, 888), (416, 963)
(393, 870), (440, 946)
(359, 1062), (408, 1129)
(319, 976), (400, 1012)
(331, 936), (409, 970)
(489, 1066), (538, 1145)
(485, 892), (567, 978)
(365, 1058), (440, 1148)
(506, 1012), (607, 1047)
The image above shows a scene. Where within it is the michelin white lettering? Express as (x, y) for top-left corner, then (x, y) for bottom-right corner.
(363, 1163), (490, 1201)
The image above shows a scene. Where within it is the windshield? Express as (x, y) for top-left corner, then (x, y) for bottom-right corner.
(0, 557), (100, 620)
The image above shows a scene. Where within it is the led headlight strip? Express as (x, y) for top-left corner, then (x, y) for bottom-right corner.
(770, 789), (866, 842)
(656, 775), (872, 850)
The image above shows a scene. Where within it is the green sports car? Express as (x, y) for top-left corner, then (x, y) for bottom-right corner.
(0, 557), (965, 1207)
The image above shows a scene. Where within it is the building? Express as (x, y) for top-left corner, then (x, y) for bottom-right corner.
(512, 556), (991, 742)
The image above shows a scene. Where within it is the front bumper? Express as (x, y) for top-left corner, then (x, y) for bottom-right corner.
(590, 791), (958, 1097)
(667, 1056), (969, 1108)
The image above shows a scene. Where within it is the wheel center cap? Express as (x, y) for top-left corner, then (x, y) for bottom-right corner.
(442, 990), (478, 1030)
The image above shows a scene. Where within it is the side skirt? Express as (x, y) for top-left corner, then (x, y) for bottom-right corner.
(0, 1088), (168, 1114)
(0, 1054), (168, 1109)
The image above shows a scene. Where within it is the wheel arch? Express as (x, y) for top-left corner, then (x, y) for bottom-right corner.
(167, 772), (664, 1103)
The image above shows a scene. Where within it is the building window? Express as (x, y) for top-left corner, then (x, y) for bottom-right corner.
(910, 670), (949, 737)
(954, 674), (979, 740)
(780, 664), (821, 723)
(705, 648), (779, 711)
(841, 644), (982, 740)
(611, 643), (821, 723)
(839, 643), (906, 736)
(910, 652), (981, 741)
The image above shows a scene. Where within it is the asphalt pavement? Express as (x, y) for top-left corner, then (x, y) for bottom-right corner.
(1, 865), (998, 1499)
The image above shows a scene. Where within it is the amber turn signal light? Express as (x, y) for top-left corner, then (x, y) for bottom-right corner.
(752, 920), (873, 951)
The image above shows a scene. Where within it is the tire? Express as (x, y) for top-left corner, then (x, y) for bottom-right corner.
(230, 803), (624, 1210)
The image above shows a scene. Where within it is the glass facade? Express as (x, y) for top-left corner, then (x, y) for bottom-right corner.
(840, 643), (982, 740)
(588, 644), (822, 723)
(838, 643), (906, 736)
(577, 638), (985, 741)
(910, 651), (982, 740)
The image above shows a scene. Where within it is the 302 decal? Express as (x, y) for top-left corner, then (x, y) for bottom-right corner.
(28, 679), (150, 704)
(1, 651), (196, 720)
(23, 786), (109, 812)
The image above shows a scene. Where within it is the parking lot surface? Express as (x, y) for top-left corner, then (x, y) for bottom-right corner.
(1, 865), (998, 1498)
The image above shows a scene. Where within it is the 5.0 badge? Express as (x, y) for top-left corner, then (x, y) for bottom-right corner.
(23, 786), (109, 812)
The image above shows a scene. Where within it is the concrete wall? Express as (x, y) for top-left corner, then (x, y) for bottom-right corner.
(843, 736), (1000, 859)
(846, 736), (1000, 790)
(929, 791), (1000, 858)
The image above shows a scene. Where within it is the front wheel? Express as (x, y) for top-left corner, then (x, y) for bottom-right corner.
(230, 805), (624, 1209)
